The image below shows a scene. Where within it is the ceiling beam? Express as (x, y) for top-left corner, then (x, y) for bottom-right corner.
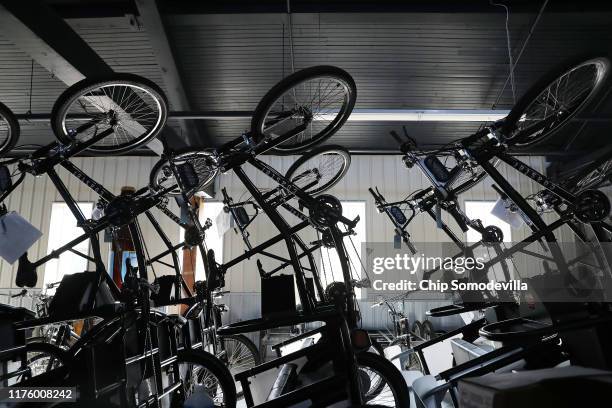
(157, 0), (612, 15)
(0, 0), (166, 154)
(134, 0), (209, 147)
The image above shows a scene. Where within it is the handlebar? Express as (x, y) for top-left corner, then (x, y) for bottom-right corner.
(389, 130), (404, 146)
(11, 289), (28, 298)
(389, 127), (417, 154)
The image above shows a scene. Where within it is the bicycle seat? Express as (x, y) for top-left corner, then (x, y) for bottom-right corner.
(0, 303), (35, 321)
(233, 206), (251, 227)
(176, 161), (200, 190)
(424, 155), (461, 183)
(0, 165), (11, 193)
(207, 249), (225, 290)
(15, 252), (37, 288)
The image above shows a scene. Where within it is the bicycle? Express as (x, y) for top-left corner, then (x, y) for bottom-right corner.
(145, 65), (409, 407)
(0, 74), (236, 406)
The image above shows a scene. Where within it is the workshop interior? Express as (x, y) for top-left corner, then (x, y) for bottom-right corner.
(1, 1), (612, 407)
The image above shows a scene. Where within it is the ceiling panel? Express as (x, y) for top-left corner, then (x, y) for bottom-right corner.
(1, 7), (612, 154)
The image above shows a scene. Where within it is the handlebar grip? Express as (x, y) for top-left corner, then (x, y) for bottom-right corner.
(389, 130), (403, 145)
(368, 188), (380, 201)
(11, 289), (27, 298)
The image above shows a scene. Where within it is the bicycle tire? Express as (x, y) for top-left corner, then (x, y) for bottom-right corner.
(218, 333), (261, 372)
(412, 320), (423, 339)
(51, 73), (168, 155)
(285, 145), (351, 195)
(563, 146), (612, 192)
(0, 101), (19, 157)
(502, 56), (610, 147)
(149, 149), (218, 195)
(20, 342), (70, 381)
(422, 320), (435, 341)
(251, 66), (356, 153)
(172, 349), (237, 408)
(27, 332), (79, 349)
(356, 351), (411, 407)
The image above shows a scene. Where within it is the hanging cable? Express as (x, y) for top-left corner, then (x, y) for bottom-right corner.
(27, 60), (34, 115)
(490, 1), (516, 104)
(492, 0), (549, 109)
(286, 0), (296, 75)
(345, 225), (371, 282)
(135, 219), (158, 280)
(325, 244), (334, 281)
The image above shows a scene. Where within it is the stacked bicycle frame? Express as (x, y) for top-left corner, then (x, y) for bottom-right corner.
(0, 66), (409, 407)
(369, 56), (612, 405)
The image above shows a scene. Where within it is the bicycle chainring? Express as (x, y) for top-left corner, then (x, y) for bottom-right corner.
(574, 189), (611, 223)
(481, 225), (504, 245)
(310, 194), (342, 228)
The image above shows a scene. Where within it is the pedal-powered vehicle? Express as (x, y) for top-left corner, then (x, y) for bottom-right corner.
(371, 56), (612, 407)
(146, 66), (408, 407)
(0, 74), (237, 407)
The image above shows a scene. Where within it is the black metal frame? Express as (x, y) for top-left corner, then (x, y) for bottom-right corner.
(0, 137), (215, 404)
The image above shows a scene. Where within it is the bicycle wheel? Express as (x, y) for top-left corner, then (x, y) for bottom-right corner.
(565, 148), (612, 192)
(251, 66), (356, 153)
(150, 149), (218, 195)
(285, 145), (351, 195)
(356, 352), (410, 407)
(27, 331), (79, 349)
(51, 73), (168, 155)
(218, 334), (260, 374)
(19, 342), (69, 381)
(422, 320), (435, 341)
(169, 349), (237, 408)
(412, 320), (423, 339)
(502, 56), (609, 147)
(0, 101), (19, 156)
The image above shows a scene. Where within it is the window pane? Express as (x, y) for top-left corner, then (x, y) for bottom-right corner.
(43, 202), (93, 291)
(465, 201), (512, 243)
(320, 201), (367, 297)
(178, 202), (225, 282)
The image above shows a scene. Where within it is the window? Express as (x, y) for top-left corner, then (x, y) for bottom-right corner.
(179, 201), (225, 281)
(43, 202), (94, 291)
(198, 202), (225, 281)
(464, 201), (512, 243)
(319, 201), (367, 296)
